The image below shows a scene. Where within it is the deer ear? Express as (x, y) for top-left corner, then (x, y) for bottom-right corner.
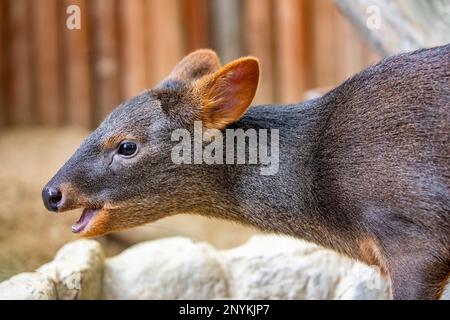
(195, 57), (260, 129)
(161, 49), (221, 86)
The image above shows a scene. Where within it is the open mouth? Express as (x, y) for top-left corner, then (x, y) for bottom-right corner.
(71, 208), (101, 234)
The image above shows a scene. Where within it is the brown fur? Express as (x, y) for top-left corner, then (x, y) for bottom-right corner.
(163, 49), (221, 84)
(359, 239), (388, 275)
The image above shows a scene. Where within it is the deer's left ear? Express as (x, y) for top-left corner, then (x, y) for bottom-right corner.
(161, 49), (221, 86)
(194, 57), (260, 129)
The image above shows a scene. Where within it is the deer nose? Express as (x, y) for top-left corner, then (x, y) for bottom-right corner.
(42, 186), (63, 212)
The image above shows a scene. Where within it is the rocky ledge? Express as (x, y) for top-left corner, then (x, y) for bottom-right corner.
(0, 235), (448, 300)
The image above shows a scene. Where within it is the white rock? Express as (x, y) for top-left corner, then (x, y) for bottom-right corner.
(441, 283), (450, 300)
(221, 235), (351, 299)
(103, 237), (228, 299)
(3, 235), (445, 300)
(334, 263), (391, 300)
(37, 239), (104, 299)
(0, 272), (56, 300)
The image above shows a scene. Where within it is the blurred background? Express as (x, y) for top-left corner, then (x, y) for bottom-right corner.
(0, 0), (448, 280)
(0, 0), (381, 129)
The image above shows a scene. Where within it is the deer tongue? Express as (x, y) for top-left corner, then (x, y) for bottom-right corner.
(72, 208), (98, 233)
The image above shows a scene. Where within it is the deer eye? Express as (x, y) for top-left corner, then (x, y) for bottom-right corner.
(118, 141), (138, 157)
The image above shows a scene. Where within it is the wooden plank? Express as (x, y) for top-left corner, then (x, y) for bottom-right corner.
(185, 0), (210, 52)
(334, 7), (365, 84)
(0, 0), (7, 126)
(30, 0), (62, 126)
(275, 0), (310, 103)
(8, 0), (32, 125)
(363, 42), (381, 66)
(334, 6), (381, 83)
(62, 0), (92, 128)
(118, 0), (147, 99)
(311, 0), (337, 88)
(146, 0), (185, 87)
(210, 0), (242, 63)
(243, 0), (274, 104)
(90, 0), (121, 122)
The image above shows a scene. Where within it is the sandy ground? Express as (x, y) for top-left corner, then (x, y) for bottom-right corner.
(0, 127), (257, 281)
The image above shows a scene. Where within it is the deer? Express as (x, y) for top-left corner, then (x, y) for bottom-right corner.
(42, 45), (450, 300)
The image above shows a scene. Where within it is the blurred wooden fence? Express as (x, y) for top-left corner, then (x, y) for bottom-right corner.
(0, 0), (379, 129)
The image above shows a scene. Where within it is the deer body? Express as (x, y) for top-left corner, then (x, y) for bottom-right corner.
(43, 45), (450, 299)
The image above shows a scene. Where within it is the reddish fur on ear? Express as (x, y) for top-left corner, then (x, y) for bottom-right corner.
(196, 57), (260, 129)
